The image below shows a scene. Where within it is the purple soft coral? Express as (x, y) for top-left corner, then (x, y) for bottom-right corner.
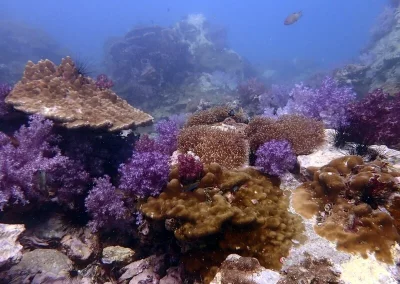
(85, 175), (130, 231)
(119, 151), (169, 198)
(345, 89), (400, 146)
(255, 140), (297, 177)
(0, 115), (88, 210)
(277, 77), (355, 128)
(135, 118), (181, 155)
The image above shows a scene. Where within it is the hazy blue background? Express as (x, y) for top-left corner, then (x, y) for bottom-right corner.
(0, 0), (386, 69)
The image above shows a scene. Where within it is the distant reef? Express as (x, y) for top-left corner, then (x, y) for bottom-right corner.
(335, 2), (400, 96)
(0, 21), (68, 84)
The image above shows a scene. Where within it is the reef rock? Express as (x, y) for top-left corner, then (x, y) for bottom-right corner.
(102, 246), (135, 265)
(2, 249), (73, 283)
(118, 255), (166, 284)
(61, 228), (99, 264)
(0, 223), (25, 269)
(210, 254), (281, 284)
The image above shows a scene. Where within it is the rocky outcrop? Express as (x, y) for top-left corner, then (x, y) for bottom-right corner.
(0, 223), (25, 270)
(335, 5), (400, 96)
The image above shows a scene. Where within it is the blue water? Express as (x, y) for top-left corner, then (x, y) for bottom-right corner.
(0, 0), (386, 69)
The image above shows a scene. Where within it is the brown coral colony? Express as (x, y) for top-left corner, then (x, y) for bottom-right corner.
(5, 57), (153, 131)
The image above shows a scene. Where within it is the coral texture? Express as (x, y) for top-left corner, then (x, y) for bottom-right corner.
(141, 163), (304, 280)
(293, 156), (400, 263)
(255, 140), (297, 176)
(6, 57), (153, 131)
(119, 151), (170, 198)
(185, 105), (247, 127)
(246, 115), (324, 155)
(95, 74), (114, 90)
(178, 125), (249, 169)
(85, 176), (130, 232)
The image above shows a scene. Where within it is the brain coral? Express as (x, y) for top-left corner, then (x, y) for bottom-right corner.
(5, 57), (153, 131)
(293, 156), (400, 263)
(141, 163), (304, 280)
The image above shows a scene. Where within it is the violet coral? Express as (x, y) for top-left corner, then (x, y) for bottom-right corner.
(119, 151), (170, 198)
(274, 77), (355, 128)
(0, 115), (88, 210)
(255, 140), (297, 176)
(85, 175), (131, 231)
(345, 89), (400, 146)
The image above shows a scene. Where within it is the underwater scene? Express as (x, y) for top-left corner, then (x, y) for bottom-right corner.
(1, 0), (400, 283)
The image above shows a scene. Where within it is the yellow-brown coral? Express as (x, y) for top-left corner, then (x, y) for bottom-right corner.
(245, 115), (324, 155)
(6, 57), (153, 131)
(178, 125), (249, 169)
(141, 163), (304, 280)
(293, 156), (400, 263)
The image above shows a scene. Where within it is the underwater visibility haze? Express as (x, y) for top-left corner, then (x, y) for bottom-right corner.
(0, 0), (400, 283)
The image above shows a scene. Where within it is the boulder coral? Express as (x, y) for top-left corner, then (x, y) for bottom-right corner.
(293, 156), (400, 263)
(141, 163), (304, 281)
(5, 57), (153, 132)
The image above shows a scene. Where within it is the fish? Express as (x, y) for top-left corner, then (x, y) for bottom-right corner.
(284, 11), (303, 25)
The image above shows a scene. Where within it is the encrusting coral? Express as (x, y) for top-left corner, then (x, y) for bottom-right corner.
(246, 115), (325, 155)
(5, 57), (153, 132)
(141, 163), (304, 280)
(293, 155), (400, 263)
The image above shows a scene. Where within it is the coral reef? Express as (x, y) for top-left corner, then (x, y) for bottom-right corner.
(177, 153), (204, 183)
(178, 125), (249, 169)
(141, 163), (304, 281)
(255, 140), (297, 177)
(95, 74), (114, 90)
(6, 57), (153, 132)
(246, 115), (325, 155)
(293, 156), (400, 263)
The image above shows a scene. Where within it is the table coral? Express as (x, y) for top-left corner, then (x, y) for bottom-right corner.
(5, 57), (153, 132)
(141, 163), (304, 281)
(293, 156), (400, 263)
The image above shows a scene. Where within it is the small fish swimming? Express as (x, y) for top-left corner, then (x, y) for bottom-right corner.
(284, 11), (303, 25)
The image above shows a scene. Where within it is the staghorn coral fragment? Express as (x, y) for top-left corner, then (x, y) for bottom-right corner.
(5, 57), (153, 132)
(293, 155), (400, 263)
